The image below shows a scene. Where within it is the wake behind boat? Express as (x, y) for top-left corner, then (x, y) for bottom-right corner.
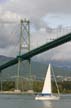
(35, 64), (60, 100)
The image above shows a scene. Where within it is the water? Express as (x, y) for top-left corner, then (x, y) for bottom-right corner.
(0, 94), (71, 108)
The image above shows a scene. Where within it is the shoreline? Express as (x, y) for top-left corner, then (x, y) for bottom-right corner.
(0, 90), (35, 94)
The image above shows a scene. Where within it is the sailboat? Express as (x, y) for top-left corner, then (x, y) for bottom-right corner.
(35, 64), (60, 100)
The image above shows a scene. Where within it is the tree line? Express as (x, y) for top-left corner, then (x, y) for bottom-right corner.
(0, 80), (71, 93)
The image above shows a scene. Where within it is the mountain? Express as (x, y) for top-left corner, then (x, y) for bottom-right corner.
(0, 55), (13, 65)
(0, 55), (71, 81)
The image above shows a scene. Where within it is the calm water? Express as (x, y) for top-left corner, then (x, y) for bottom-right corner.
(0, 94), (71, 108)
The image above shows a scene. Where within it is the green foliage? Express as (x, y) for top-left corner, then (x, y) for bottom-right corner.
(0, 81), (15, 91)
(33, 81), (43, 92)
(33, 80), (71, 93)
(0, 80), (71, 94)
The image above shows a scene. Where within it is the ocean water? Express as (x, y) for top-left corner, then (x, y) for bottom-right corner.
(0, 94), (71, 108)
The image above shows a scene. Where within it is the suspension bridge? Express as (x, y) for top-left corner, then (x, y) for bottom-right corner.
(0, 31), (71, 71)
(0, 19), (71, 92)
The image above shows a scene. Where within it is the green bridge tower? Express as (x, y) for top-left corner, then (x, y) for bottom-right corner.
(15, 19), (31, 92)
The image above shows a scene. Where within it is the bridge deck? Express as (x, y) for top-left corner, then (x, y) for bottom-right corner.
(0, 33), (71, 71)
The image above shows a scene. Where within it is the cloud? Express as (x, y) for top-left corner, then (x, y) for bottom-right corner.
(0, 23), (19, 44)
(3, 0), (71, 17)
(2, 0), (71, 32)
(0, 0), (71, 61)
(1, 0), (71, 28)
(0, 0), (8, 4)
(33, 42), (71, 62)
(43, 14), (71, 28)
(51, 42), (71, 61)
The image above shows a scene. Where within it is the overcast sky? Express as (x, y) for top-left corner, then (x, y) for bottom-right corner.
(0, 0), (71, 62)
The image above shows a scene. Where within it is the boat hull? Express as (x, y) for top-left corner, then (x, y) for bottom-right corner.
(35, 95), (60, 100)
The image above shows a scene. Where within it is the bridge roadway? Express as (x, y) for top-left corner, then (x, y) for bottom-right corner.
(0, 32), (71, 71)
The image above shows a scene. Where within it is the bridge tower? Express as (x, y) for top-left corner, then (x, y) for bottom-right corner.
(15, 19), (32, 92)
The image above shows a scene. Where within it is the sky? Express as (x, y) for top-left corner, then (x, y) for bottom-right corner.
(0, 0), (71, 62)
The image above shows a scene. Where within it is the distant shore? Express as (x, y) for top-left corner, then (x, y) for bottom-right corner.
(0, 90), (35, 94)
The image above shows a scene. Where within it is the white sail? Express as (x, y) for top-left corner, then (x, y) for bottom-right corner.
(42, 64), (52, 94)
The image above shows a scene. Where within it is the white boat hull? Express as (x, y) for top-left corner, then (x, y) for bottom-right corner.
(35, 95), (60, 100)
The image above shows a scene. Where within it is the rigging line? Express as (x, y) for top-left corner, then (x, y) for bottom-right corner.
(51, 65), (60, 96)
